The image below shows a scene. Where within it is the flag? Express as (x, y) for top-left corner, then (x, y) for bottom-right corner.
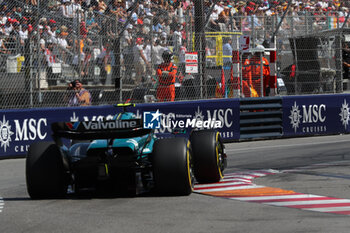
(251, 87), (259, 97)
(228, 65), (234, 98)
(221, 67), (226, 97)
(328, 16), (336, 29)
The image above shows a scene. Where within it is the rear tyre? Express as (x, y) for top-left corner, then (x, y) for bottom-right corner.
(153, 138), (194, 196)
(191, 130), (225, 183)
(26, 142), (67, 199)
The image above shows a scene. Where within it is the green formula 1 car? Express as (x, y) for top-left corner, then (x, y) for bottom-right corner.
(26, 104), (227, 198)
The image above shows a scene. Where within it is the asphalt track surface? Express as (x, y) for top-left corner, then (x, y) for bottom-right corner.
(1, 135), (350, 232)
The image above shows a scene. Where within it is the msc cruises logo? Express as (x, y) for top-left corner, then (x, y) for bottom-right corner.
(289, 102), (302, 132)
(0, 116), (14, 152)
(143, 110), (162, 129)
(339, 99), (350, 130)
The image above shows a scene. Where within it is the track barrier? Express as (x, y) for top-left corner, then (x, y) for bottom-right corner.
(1, 94), (350, 158)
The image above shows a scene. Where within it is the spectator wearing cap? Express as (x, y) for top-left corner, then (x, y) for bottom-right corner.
(233, 1), (246, 30)
(218, 6), (231, 25)
(208, 8), (220, 31)
(133, 37), (150, 84)
(4, 19), (13, 36)
(57, 29), (72, 63)
(48, 20), (58, 44)
(243, 3), (262, 31)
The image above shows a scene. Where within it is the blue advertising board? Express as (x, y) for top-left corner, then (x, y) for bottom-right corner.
(137, 99), (240, 140)
(0, 99), (240, 158)
(283, 95), (350, 136)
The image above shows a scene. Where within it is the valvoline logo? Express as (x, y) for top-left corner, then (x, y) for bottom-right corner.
(66, 122), (80, 130)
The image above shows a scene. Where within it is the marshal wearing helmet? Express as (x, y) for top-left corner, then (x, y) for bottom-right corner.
(156, 50), (177, 102)
(242, 45), (271, 97)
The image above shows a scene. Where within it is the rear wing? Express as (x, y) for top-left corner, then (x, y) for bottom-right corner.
(51, 119), (152, 140)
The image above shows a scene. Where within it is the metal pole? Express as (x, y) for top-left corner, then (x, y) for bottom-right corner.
(251, 15), (255, 48)
(25, 36), (32, 107)
(194, 0), (206, 99)
(37, 0), (42, 103)
(77, 11), (81, 81)
(293, 37), (298, 95)
(260, 52), (263, 96)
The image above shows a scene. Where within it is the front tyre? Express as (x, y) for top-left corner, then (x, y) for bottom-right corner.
(191, 130), (226, 183)
(26, 142), (67, 199)
(153, 138), (194, 196)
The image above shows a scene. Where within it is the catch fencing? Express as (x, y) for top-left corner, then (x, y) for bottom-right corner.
(0, 1), (348, 109)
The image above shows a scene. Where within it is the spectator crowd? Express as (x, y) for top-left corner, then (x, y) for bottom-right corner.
(0, 0), (349, 87)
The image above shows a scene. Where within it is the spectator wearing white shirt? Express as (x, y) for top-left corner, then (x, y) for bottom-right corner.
(3, 20), (12, 36)
(57, 31), (71, 63)
(133, 37), (149, 84)
(45, 42), (58, 86)
(151, 39), (164, 70)
(61, 0), (74, 19)
(19, 24), (28, 46)
(143, 37), (152, 78)
(209, 8), (219, 31)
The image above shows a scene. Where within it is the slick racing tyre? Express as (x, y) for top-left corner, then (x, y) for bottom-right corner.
(191, 130), (226, 183)
(153, 138), (194, 196)
(26, 142), (67, 199)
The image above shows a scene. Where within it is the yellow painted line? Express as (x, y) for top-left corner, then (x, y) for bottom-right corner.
(201, 187), (296, 197)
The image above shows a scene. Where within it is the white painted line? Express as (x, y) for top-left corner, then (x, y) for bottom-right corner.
(223, 178), (252, 183)
(226, 139), (350, 153)
(231, 194), (322, 201)
(243, 172), (269, 177)
(195, 185), (265, 193)
(195, 181), (251, 188)
(0, 197), (3, 213)
(265, 199), (350, 206)
(223, 175), (256, 180)
(304, 206), (350, 212)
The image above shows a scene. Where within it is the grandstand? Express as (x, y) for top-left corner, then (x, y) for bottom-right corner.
(0, 0), (349, 108)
